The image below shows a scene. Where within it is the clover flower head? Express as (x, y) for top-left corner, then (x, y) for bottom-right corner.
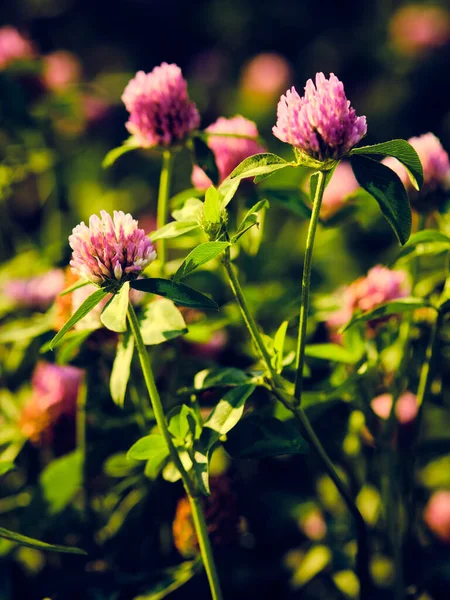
(390, 5), (450, 56)
(424, 490), (450, 543)
(273, 73), (367, 161)
(240, 53), (291, 97)
(69, 210), (156, 286)
(192, 115), (266, 189)
(5, 269), (65, 310)
(0, 26), (35, 70)
(20, 362), (84, 444)
(122, 62), (200, 148)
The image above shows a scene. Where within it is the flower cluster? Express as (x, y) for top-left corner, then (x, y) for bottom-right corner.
(122, 63), (200, 148)
(5, 269), (65, 311)
(69, 210), (156, 286)
(273, 73), (367, 161)
(383, 133), (450, 212)
(192, 115), (266, 189)
(327, 265), (410, 334)
(0, 26), (35, 70)
(20, 362), (84, 444)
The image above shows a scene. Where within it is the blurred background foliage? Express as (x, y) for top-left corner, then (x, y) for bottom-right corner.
(1, 0), (450, 599)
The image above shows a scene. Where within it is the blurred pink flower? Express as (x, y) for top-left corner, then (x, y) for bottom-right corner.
(424, 490), (450, 543)
(273, 73), (367, 161)
(192, 115), (265, 189)
(371, 391), (418, 425)
(187, 330), (228, 358)
(20, 362), (84, 444)
(69, 210), (156, 285)
(299, 508), (327, 541)
(240, 53), (291, 97)
(327, 265), (410, 333)
(383, 133), (450, 212)
(316, 161), (359, 219)
(43, 50), (82, 91)
(0, 26), (35, 70)
(122, 63), (200, 148)
(390, 5), (450, 55)
(5, 269), (65, 311)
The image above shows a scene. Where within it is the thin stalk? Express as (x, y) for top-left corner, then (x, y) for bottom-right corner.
(126, 302), (223, 600)
(76, 380), (88, 515)
(222, 251), (372, 598)
(157, 150), (174, 276)
(294, 170), (327, 403)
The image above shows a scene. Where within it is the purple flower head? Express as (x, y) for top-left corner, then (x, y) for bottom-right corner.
(383, 133), (450, 212)
(122, 63), (200, 148)
(192, 115), (266, 189)
(69, 210), (156, 286)
(273, 73), (367, 161)
(5, 269), (65, 310)
(0, 26), (35, 70)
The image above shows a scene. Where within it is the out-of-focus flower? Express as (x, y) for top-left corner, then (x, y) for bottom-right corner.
(69, 210), (156, 286)
(383, 133), (450, 212)
(5, 269), (65, 311)
(186, 330), (228, 359)
(122, 63), (200, 148)
(43, 51), (81, 91)
(172, 476), (240, 557)
(327, 265), (410, 333)
(424, 490), (450, 543)
(240, 53), (291, 98)
(273, 73), (367, 161)
(192, 115), (265, 189)
(299, 508), (327, 541)
(371, 391), (418, 425)
(0, 27), (35, 70)
(390, 5), (450, 56)
(19, 362), (84, 444)
(313, 161), (359, 219)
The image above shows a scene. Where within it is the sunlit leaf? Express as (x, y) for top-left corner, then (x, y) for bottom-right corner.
(341, 297), (435, 332)
(131, 278), (218, 311)
(0, 527), (86, 555)
(139, 298), (187, 345)
(40, 450), (82, 515)
(110, 329), (134, 407)
(127, 434), (169, 463)
(174, 242), (230, 282)
(149, 221), (200, 241)
(100, 282), (129, 333)
(230, 153), (292, 183)
(102, 137), (140, 168)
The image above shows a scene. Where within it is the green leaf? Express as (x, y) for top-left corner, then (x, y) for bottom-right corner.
(201, 384), (255, 450)
(55, 329), (94, 365)
(230, 153), (292, 183)
(140, 298), (187, 345)
(102, 137), (140, 168)
(172, 197), (203, 221)
(351, 139), (423, 190)
(59, 279), (90, 297)
(341, 297), (435, 332)
(110, 329), (134, 407)
(40, 450), (82, 514)
(0, 527), (86, 555)
(174, 242), (230, 282)
(192, 137), (219, 186)
(192, 367), (251, 391)
(203, 186), (221, 223)
(0, 462), (15, 476)
(49, 288), (109, 349)
(127, 434), (169, 464)
(232, 199), (269, 243)
(218, 176), (240, 209)
(273, 320), (289, 373)
(130, 278), (218, 311)
(262, 188), (312, 219)
(168, 405), (200, 443)
(134, 559), (201, 600)
(350, 154), (412, 245)
(304, 343), (360, 364)
(149, 221), (200, 241)
(404, 229), (450, 246)
(224, 415), (309, 459)
(397, 229), (450, 260)
(100, 282), (130, 333)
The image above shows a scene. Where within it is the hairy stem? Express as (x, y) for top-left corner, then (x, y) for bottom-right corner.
(127, 303), (222, 600)
(157, 150), (174, 276)
(294, 170), (327, 403)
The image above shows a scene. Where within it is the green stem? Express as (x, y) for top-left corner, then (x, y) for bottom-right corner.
(294, 170), (327, 403)
(76, 380), (87, 515)
(222, 251), (372, 598)
(126, 303), (223, 600)
(189, 496), (223, 600)
(157, 150), (174, 276)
